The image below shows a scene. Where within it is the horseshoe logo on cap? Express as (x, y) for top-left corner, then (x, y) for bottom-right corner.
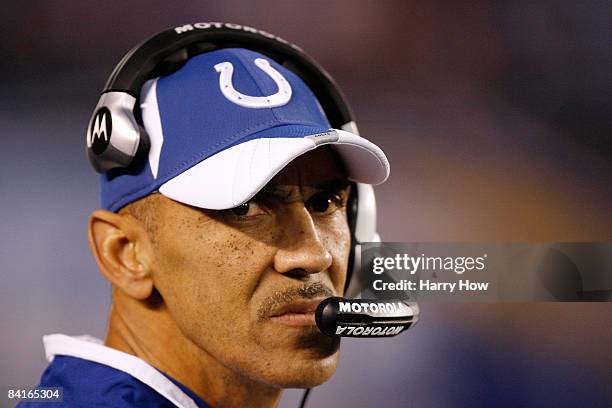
(214, 58), (292, 108)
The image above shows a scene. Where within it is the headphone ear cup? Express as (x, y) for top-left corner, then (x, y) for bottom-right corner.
(344, 183), (379, 298)
(86, 92), (144, 173)
(344, 182), (359, 297)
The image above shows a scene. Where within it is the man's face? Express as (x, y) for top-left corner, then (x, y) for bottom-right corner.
(148, 146), (351, 387)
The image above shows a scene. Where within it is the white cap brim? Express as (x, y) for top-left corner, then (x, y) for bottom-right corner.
(158, 129), (389, 210)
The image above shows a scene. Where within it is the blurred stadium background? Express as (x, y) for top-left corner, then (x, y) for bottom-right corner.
(1, 1), (611, 407)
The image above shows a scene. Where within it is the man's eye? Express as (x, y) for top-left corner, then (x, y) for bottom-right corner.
(307, 192), (343, 215)
(230, 201), (266, 217)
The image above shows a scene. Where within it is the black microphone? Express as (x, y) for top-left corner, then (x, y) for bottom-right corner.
(315, 297), (418, 337)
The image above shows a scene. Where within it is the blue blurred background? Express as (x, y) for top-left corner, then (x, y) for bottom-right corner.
(1, 1), (611, 407)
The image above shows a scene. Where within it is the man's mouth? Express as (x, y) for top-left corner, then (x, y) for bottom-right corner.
(268, 298), (325, 327)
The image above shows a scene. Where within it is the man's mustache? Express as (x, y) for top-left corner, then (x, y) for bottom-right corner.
(257, 281), (334, 321)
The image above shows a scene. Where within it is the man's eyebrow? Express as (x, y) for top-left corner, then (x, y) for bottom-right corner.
(314, 178), (351, 192)
(257, 186), (293, 200)
(256, 179), (350, 200)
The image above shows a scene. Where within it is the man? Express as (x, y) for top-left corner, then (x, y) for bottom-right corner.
(22, 34), (389, 407)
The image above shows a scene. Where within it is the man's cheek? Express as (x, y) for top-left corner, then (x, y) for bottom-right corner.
(324, 224), (351, 292)
(323, 224), (350, 259)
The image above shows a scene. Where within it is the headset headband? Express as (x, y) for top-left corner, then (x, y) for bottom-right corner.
(103, 22), (354, 129)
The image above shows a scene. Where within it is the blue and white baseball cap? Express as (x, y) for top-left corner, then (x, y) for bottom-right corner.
(101, 48), (390, 212)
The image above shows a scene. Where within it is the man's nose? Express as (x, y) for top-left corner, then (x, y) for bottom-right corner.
(273, 204), (333, 276)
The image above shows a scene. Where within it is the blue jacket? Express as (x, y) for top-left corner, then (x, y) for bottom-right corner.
(18, 334), (210, 408)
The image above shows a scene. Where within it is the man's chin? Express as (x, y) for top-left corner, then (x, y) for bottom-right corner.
(243, 324), (341, 387)
(261, 352), (340, 388)
(296, 327), (340, 354)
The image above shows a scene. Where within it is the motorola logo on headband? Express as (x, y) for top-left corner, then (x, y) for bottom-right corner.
(173, 22), (302, 52)
(89, 107), (112, 155)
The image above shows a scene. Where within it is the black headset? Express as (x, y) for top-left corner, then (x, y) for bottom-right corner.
(86, 22), (380, 297)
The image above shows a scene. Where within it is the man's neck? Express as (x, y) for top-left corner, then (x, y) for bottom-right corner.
(104, 292), (282, 408)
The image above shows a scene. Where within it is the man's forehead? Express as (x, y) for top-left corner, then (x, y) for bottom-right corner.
(267, 146), (348, 188)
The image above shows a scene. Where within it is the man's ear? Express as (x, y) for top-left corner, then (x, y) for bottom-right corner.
(88, 209), (154, 300)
